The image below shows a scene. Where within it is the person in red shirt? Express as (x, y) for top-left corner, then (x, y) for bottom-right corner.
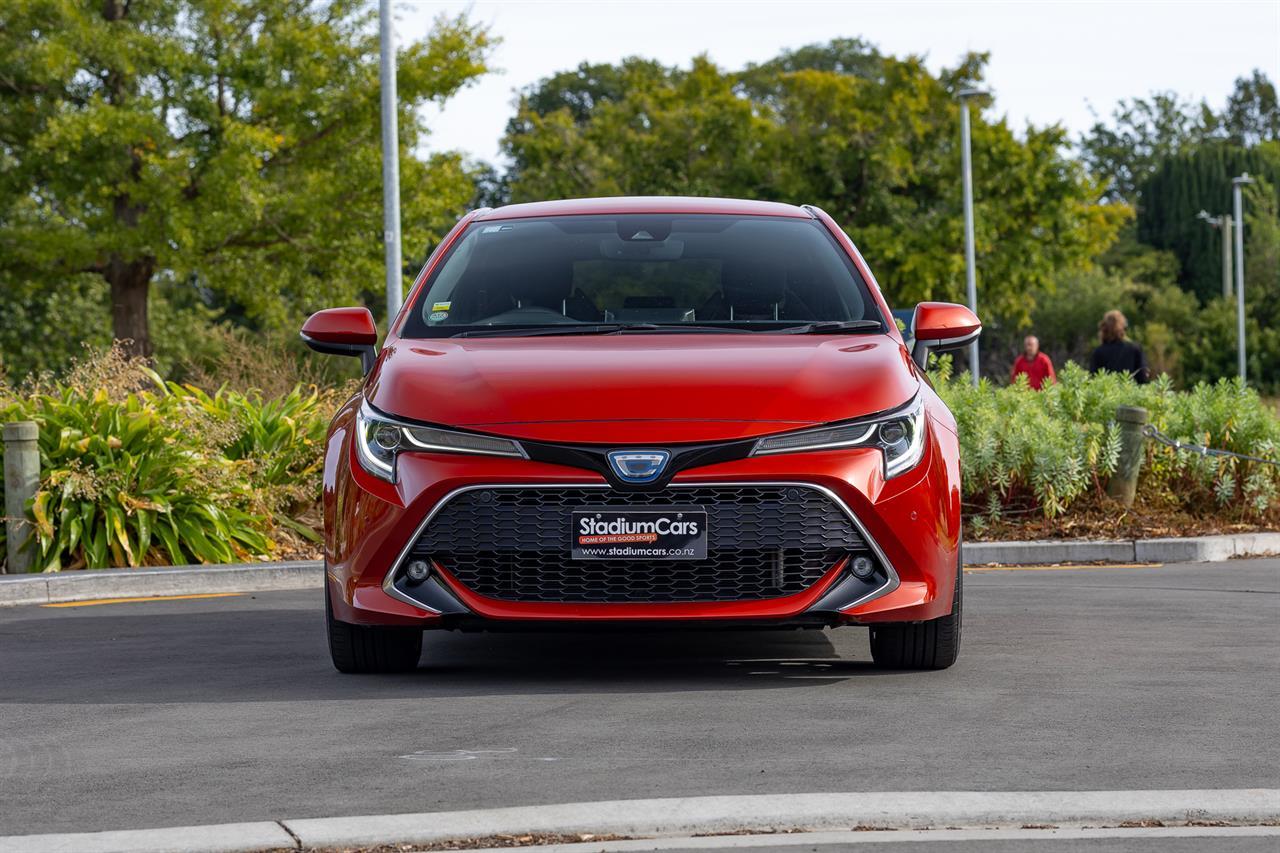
(1010, 335), (1056, 390)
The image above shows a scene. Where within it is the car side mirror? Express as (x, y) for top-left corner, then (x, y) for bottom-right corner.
(910, 302), (982, 370)
(301, 307), (379, 373)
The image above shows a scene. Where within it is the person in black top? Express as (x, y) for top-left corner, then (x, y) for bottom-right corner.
(1090, 310), (1149, 383)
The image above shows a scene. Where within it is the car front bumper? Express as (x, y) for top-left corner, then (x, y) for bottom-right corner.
(323, 405), (961, 630)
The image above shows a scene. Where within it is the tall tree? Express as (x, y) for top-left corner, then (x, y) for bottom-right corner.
(1079, 71), (1280, 204)
(502, 46), (1124, 321)
(1221, 70), (1280, 148)
(1241, 168), (1280, 329)
(1078, 92), (1216, 204)
(1137, 143), (1280, 301)
(736, 37), (883, 105)
(0, 1), (491, 359)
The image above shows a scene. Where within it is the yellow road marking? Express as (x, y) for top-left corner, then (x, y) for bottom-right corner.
(965, 563), (1163, 572)
(42, 593), (243, 608)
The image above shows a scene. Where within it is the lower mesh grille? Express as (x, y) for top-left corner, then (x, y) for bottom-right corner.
(407, 484), (866, 604)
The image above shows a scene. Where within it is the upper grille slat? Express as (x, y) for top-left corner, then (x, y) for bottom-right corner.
(410, 485), (865, 604)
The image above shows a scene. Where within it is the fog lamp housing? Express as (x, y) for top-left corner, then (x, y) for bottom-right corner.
(405, 560), (431, 583)
(850, 555), (876, 580)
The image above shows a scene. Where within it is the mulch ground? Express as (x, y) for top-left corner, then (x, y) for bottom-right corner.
(969, 503), (1277, 541)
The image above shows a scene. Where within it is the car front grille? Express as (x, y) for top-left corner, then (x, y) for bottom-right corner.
(403, 484), (868, 604)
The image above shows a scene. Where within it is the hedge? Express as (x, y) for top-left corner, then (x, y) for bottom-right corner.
(0, 349), (341, 571)
(2, 351), (1278, 571)
(934, 358), (1280, 531)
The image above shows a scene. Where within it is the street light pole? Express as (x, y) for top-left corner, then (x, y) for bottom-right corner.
(1197, 210), (1234, 298)
(1232, 173), (1253, 383)
(958, 88), (987, 388)
(1222, 213), (1233, 299)
(379, 0), (403, 323)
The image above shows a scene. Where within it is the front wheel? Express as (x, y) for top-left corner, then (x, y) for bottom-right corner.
(869, 544), (963, 670)
(326, 582), (422, 674)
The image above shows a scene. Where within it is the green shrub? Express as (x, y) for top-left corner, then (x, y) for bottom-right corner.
(0, 347), (339, 572)
(172, 383), (332, 543)
(4, 345), (1277, 571)
(934, 358), (1280, 522)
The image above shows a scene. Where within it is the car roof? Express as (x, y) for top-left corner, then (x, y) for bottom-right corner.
(475, 196), (814, 221)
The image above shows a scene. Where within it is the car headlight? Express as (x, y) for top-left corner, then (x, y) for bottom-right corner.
(750, 396), (927, 478)
(355, 402), (526, 483)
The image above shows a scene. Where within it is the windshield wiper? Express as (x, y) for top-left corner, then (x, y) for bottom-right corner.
(613, 323), (754, 334)
(452, 323), (753, 339)
(454, 324), (622, 338)
(775, 320), (885, 335)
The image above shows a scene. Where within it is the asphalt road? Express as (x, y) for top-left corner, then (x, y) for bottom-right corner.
(0, 559), (1277, 842)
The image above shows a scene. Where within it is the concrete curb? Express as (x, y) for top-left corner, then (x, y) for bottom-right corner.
(4, 789), (1278, 853)
(0, 560), (322, 607)
(0, 531), (1276, 608)
(963, 531), (1280, 566)
(282, 790), (1280, 849)
(1133, 531), (1280, 562)
(0, 821), (296, 853)
(963, 539), (1135, 565)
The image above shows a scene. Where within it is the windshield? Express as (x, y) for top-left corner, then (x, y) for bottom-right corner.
(402, 213), (883, 337)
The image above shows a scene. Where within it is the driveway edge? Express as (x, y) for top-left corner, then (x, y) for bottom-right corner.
(0, 560), (322, 607)
(4, 790), (1278, 853)
(963, 531), (1280, 565)
(281, 789), (1280, 849)
(1, 531), (1277, 608)
(0, 820), (296, 853)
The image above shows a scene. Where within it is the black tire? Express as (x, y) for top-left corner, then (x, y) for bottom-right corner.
(326, 583), (422, 674)
(869, 542), (963, 670)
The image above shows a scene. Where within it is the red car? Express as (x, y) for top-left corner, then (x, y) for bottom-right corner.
(303, 197), (980, 674)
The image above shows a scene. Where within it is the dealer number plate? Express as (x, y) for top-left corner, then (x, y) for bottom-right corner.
(571, 507), (708, 560)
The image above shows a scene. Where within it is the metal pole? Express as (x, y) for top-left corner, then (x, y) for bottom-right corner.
(1232, 174), (1253, 384)
(380, 0), (403, 323)
(1222, 214), (1233, 299)
(3, 421), (40, 574)
(958, 93), (981, 387)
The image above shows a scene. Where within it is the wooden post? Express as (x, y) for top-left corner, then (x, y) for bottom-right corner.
(1107, 406), (1148, 508)
(3, 421), (40, 574)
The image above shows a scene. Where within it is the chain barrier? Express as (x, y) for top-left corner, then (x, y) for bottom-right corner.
(1142, 424), (1280, 467)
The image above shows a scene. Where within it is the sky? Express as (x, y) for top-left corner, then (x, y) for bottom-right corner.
(397, 0), (1280, 165)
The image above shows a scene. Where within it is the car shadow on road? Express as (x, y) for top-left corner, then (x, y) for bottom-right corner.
(0, 604), (916, 705)
(415, 627), (894, 686)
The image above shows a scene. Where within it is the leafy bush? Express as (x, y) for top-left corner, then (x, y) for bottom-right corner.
(934, 358), (1280, 525)
(4, 346), (1278, 572)
(174, 383), (333, 543)
(178, 324), (361, 399)
(0, 347), (340, 572)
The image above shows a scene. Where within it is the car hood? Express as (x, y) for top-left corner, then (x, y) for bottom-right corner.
(367, 335), (918, 443)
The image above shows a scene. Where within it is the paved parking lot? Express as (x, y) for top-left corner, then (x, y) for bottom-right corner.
(0, 559), (1277, 842)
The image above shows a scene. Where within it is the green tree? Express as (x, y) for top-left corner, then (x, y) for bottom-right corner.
(1237, 172), (1280, 390)
(0, 1), (492, 360)
(1078, 92), (1216, 203)
(503, 56), (770, 201)
(1137, 143), (1280, 301)
(736, 38), (883, 106)
(1079, 71), (1279, 205)
(505, 59), (662, 132)
(502, 45), (1124, 320)
(1221, 70), (1280, 147)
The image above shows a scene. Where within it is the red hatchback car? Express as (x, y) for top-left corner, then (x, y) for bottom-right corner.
(303, 197), (980, 673)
